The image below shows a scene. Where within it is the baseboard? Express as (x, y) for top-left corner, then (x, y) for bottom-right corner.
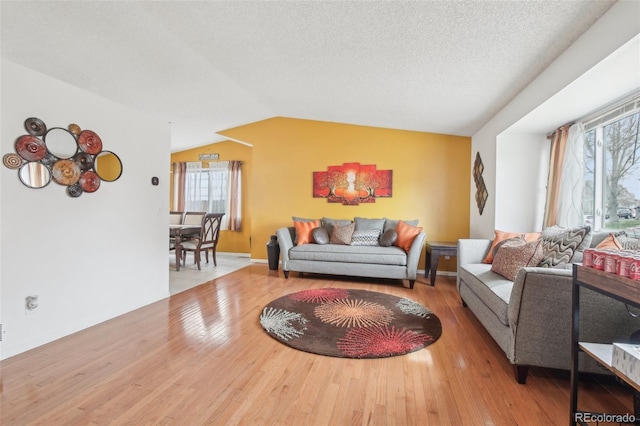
(219, 252), (251, 258)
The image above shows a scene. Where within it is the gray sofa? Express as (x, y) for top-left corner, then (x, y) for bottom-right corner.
(276, 218), (426, 289)
(457, 232), (640, 384)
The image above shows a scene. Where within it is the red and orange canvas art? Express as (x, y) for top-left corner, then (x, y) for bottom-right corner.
(313, 162), (392, 205)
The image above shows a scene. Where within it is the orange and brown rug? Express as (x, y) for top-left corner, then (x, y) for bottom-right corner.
(259, 288), (442, 358)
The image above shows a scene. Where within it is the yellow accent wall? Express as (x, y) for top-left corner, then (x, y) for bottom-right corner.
(170, 141), (252, 254)
(217, 117), (471, 271)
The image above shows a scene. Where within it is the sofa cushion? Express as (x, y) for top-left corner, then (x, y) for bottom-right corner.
(491, 238), (544, 281)
(289, 243), (408, 265)
(350, 229), (380, 246)
(330, 222), (355, 245)
(312, 227), (330, 245)
(354, 217), (385, 233)
(379, 229), (398, 247)
(395, 220), (423, 252)
(539, 225), (590, 267)
(459, 263), (513, 326)
(482, 230), (542, 264)
(293, 219), (320, 245)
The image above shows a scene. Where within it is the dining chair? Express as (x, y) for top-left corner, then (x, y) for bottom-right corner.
(180, 213), (224, 270)
(169, 211), (184, 251)
(169, 211), (184, 225)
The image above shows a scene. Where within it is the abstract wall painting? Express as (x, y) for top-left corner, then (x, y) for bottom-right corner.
(313, 162), (392, 205)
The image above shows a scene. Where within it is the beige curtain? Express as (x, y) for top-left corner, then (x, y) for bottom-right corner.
(543, 125), (570, 227)
(172, 162), (186, 211)
(227, 161), (242, 231)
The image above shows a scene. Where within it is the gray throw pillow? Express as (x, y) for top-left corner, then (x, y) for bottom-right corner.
(312, 227), (330, 245)
(379, 229), (398, 247)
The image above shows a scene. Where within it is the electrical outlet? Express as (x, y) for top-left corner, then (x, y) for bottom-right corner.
(25, 295), (39, 315)
(445, 255), (451, 260)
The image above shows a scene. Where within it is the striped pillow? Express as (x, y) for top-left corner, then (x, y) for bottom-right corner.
(350, 229), (381, 246)
(539, 225), (590, 267)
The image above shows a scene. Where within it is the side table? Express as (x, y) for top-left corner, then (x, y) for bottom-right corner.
(425, 241), (458, 286)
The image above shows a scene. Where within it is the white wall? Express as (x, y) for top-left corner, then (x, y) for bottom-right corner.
(495, 133), (550, 232)
(470, 0), (640, 238)
(0, 60), (171, 359)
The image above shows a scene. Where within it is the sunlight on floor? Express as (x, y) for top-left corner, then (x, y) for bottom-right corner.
(169, 252), (252, 295)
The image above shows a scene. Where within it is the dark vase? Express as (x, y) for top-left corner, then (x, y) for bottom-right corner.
(267, 235), (280, 270)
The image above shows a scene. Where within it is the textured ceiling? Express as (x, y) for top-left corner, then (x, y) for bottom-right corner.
(1, 1), (618, 152)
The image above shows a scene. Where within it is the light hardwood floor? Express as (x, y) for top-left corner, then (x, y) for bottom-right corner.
(0, 265), (634, 425)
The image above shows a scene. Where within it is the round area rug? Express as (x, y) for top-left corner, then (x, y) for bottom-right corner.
(259, 288), (442, 358)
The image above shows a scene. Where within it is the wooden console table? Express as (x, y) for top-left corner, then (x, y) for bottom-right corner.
(424, 241), (457, 286)
(570, 264), (640, 425)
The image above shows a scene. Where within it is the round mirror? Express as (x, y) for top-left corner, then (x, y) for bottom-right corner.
(44, 127), (77, 159)
(94, 151), (122, 182)
(18, 162), (51, 188)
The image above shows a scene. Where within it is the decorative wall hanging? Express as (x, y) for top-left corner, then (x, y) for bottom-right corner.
(473, 152), (488, 215)
(313, 162), (392, 205)
(3, 117), (122, 197)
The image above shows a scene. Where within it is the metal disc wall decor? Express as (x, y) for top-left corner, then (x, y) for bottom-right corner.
(2, 117), (123, 196)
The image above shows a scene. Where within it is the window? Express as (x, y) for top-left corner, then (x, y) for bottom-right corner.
(583, 96), (640, 235)
(183, 161), (241, 230)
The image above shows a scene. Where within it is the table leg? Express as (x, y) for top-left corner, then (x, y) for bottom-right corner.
(175, 235), (182, 271)
(425, 249), (431, 279)
(429, 249), (439, 286)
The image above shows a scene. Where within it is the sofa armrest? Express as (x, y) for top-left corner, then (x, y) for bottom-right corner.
(457, 239), (491, 286)
(406, 231), (426, 280)
(507, 266), (640, 368)
(276, 227), (295, 268)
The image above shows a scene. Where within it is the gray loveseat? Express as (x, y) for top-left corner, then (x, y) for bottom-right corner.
(457, 231), (640, 384)
(276, 217), (426, 289)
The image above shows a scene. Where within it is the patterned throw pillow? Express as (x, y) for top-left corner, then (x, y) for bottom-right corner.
(613, 231), (640, 251)
(482, 229), (542, 264)
(491, 239), (544, 281)
(624, 237), (640, 251)
(322, 217), (352, 236)
(330, 222), (355, 245)
(350, 229), (381, 246)
(539, 225), (590, 267)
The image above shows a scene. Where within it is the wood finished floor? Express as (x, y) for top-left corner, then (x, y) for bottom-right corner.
(0, 264), (634, 425)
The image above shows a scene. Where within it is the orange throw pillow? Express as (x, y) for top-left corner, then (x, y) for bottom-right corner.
(394, 220), (423, 252)
(595, 233), (622, 250)
(482, 230), (542, 264)
(294, 220), (320, 245)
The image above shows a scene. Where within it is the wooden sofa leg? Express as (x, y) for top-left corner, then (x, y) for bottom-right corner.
(461, 298), (467, 308)
(409, 280), (415, 289)
(514, 365), (529, 384)
(283, 271), (289, 279)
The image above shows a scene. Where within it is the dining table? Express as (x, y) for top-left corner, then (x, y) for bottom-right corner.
(170, 224), (201, 271)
